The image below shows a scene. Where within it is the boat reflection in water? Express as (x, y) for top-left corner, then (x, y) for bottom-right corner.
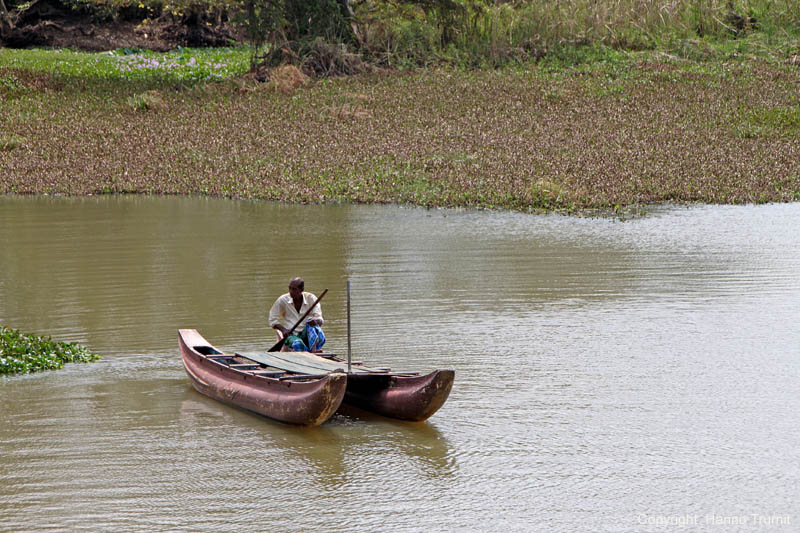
(177, 396), (456, 487)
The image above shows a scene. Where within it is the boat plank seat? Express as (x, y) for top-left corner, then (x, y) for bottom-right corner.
(319, 355), (364, 365)
(194, 345), (227, 356)
(279, 373), (333, 381)
(237, 351), (385, 375)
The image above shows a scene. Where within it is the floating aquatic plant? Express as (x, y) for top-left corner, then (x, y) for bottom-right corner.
(0, 327), (101, 375)
(114, 48), (248, 82)
(0, 42), (798, 213)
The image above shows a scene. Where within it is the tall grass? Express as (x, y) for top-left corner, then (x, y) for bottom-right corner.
(358, 0), (800, 67)
(5, 0), (796, 70)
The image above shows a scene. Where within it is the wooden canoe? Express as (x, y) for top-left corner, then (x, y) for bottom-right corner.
(238, 335), (454, 422)
(179, 329), (346, 426)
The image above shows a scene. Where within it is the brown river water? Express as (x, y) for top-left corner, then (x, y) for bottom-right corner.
(1, 196), (799, 532)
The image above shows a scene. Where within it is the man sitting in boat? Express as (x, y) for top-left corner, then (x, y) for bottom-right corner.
(269, 277), (326, 352)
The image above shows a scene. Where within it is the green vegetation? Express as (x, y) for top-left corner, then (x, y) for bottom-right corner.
(2, 33), (799, 212)
(1, 2), (800, 213)
(352, 0), (799, 69)
(737, 103), (800, 137)
(0, 47), (251, 86)
(4, 0), (800, 70)
(0, 327), (101, 375)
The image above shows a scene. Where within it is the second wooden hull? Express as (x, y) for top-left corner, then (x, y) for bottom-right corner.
(344, 370), (455, 422)
(259, 337), (454, 421)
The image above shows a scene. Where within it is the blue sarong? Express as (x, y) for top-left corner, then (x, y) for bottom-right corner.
(284, 324), (325, 352)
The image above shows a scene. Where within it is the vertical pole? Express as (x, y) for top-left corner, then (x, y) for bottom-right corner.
(346, 279), (352, 374)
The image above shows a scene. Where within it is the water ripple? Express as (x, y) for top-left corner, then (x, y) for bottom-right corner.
(2, 198), (800, 532)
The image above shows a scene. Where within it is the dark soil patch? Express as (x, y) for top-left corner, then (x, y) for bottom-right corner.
(1, 0), (244, 51)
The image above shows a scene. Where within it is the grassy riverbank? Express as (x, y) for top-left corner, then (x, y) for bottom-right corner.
(2, 35), (800, 213)
(0, 327), (100, 375)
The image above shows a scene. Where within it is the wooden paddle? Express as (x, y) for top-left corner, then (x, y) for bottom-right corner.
(267, 288), (328, 352)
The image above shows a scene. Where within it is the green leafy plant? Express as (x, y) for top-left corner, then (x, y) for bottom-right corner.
(0, 73), (23, 91)
(0, 327), (101, 375)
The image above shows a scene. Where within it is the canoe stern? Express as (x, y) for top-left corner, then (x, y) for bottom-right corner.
(345, 369), (454, 422)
